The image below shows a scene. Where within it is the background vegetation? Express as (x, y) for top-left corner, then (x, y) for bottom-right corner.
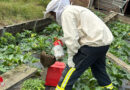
(0, 0), (50, 26)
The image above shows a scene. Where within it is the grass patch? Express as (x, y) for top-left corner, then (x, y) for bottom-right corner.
(0, 0), (50, 26)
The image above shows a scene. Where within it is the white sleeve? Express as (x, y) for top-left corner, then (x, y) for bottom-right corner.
(61, 11), (80, 57)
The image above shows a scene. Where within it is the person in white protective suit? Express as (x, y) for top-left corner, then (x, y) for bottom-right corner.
(44, 0), (114, 90)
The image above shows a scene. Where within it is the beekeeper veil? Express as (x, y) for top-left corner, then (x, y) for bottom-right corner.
(44, 0), (70, 25)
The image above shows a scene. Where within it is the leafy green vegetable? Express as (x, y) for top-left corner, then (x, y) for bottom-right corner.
(42, 23), (63, 37)
(0, 23), (64, 74)
(108, 21), (130, 40)
(108, 21), (130, 64)
(0, 32), (16, 46)
(21, 78), (45, 90)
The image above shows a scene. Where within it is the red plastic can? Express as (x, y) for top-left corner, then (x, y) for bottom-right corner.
(45, 61), (65, 86)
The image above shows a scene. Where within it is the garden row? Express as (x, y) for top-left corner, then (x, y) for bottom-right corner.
(0, 10), (130, 90)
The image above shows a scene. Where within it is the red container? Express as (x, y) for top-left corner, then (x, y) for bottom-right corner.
(0, 76), (5, 87)
(45, 61), (65, 86)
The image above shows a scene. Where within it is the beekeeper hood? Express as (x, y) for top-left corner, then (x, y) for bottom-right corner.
(44, 0), (70, 25)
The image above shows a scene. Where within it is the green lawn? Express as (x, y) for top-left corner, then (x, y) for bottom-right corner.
(0, 0), (50, 26)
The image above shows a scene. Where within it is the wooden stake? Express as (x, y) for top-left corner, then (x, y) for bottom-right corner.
(104, 11), (118, 23)
(106, 52), (130, 73)
(0, 64), (37, 90)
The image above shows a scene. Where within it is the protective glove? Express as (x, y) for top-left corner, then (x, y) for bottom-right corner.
(53, 45), (64, 60)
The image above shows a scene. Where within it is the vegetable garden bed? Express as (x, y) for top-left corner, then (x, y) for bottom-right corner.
(0, 10), (130, 90)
